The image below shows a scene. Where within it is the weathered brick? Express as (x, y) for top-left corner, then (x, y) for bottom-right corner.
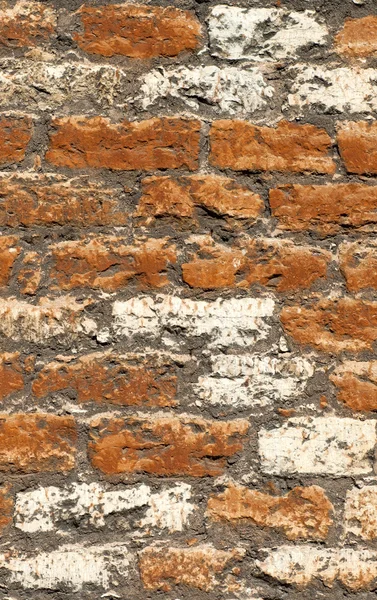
(0, 1), (55, 48)
(75, 4), (201, 58)
(336, 16), (377, 57)
(207, 484), (333, 540)
(0, 236), (20, 287)
(89, 414), (249, 476)
(0, 115), (32, 165)
(17, 252), (42, 295)
(207, 6), (327, 61)
(0, 296), (96, 344)
(344, 486), (377, 540)
(0, 175), (127, 227)
(259, 417), (376, 476)
(338, 121), (377, 174)
(137, 174), (263, 223)
(32, 351), (178, 407)
(46, 117), (200, 171)
(182, 236), (329, 291)
(0, 414), (76, 473)
(0, 543), (131, 591)
(281, 298), (377, 354)
(196, 354), (314, 408)
(49, 236), (176, 291)
(112, 296), (275, 349)
(258, 546), (377, 590)
(15, 482), (194, 534)
(139, 545), (244, 591)
(0, 353), (24, 400)
(339, 241), (377, 292)
(331, 361), (377, 412)
(0, 485), (13, 534)
(270, 183), (377, 235)
(210, 120), (335, 173)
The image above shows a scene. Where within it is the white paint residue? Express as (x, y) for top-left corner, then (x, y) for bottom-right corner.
(15, 482), (194, 533)
(112, 296), (275, 349)
(344, 486), (377, 540)
(136, 65), (274, 114)
(259, 417), (376, 476)
(208, 6), (327, 61)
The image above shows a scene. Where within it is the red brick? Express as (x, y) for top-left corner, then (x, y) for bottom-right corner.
(32, 352), (177, 407)
(0, 485), (13, 533)
(339, 242), (377, 292)
(270, 183), (377, 236)
(0, 116), (32, 165)
(0, 1), (55, 48)
(139, 546), (244, 591)
(137, 175), (263, 223)
(207, 484), (333, 540)
(49, 236), (176, 291)
(210, 120), (335, 173)
(182, 236), (329, 291)
(75, 4), (201, 58)
(0, 414), (76, 473)
(331, 361), (377, 412)
(0, 353), (24, 401)
(0, 236), (20, 287)
(281, 298), (377, 354)
(0, 176), (127, 227)
(89, 414), (249, 476)
(336, 16), (377, 57)
(46, 117), (200, 171)
(338, 121), (377, 174)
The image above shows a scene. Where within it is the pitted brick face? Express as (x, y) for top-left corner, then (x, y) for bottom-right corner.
(4, 1), (377, 597)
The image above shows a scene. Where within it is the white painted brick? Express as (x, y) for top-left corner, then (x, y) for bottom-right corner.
(15, 482), (194, 534)
(196, 355), (314, 407)
(0, 297), (96, 343)
(0, 543), (130, 591)
(0, 59), (127, 110)
(259, 417), (376, 476)
(112, 296), (275, 349)
(258, 546), (377, 590)
(344, 486), (377, 540)
(136, 65), (274, 114)
(288, 66), (377, 113)
(208, 6), (327, 61)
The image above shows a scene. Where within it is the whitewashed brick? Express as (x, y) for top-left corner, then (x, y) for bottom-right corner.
(288, 66), (377, 113)
(208, 6), (327, 61)
(259, 417), (376, 476)
(0, 543), (130, 591)
(196, 355), (314, 407)
(112, 296), (275, 349)
(15, 482), (194, 533)
(136, 65), (274, 114)
(344, 486), (377, 540)
(258, 546), (377, 590)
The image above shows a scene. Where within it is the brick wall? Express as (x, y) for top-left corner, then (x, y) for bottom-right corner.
(1, 0), (377, 598)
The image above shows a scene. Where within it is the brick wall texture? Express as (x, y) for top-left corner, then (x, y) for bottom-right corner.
(1, 0), (377, 599)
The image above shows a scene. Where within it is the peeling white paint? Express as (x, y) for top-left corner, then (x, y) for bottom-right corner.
(196, 355), (314, 407)
(259, 417), (376, 476)
(208, 6), (327, 61)
(288, 66), (377, 113)
(15, 482), (194, 533)
(0, 543), (130, 591)
(344, 486), (377, 540)
(258, 545), (377, 589)
(112, 296), (275, 349)
(136, 65), (274, 114)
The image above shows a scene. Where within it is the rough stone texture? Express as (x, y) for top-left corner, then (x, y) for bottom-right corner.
(4, 1), (377, 598)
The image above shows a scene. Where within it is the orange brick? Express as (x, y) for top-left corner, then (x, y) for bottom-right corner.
(331, 361), (377, 412)
(75, 4), (201, 58)
(0, 414), (76, 473)
(46, 117), (200, 171)
(33, 352), (177, 407)
(89, 414), (249, 476)
(338, 121), (377, 174)
(0, 236), (20, 287)
(210, 120), (335, 173)
(336, 16), (377, 57)
(0, 115), (32, 165)
(0, 353), (24, 401)
(339, 242), (377, 292)
(0, 485), (13, 533)
(0, 1), (55, 48)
